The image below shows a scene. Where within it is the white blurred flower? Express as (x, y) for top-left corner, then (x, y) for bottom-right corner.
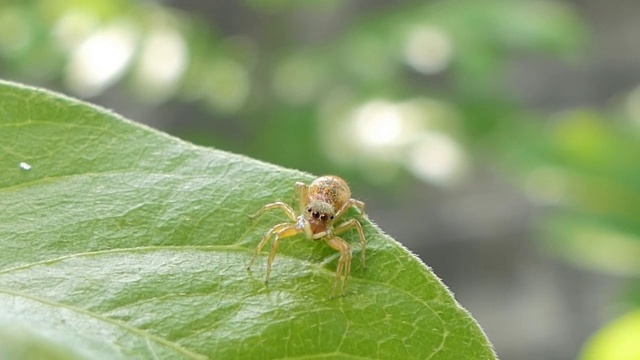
(403, 26), (453, 75)
(65, 20), (138, 97)
(407, 132), (466, 186)
(133, 26), (188, 102)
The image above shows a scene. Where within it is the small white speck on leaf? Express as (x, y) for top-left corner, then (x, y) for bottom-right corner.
(19, 162), (32, 171)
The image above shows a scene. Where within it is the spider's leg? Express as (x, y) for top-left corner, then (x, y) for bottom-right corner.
(265, 224), (303, 283)
(324, 236), (352, 298)
(294, 182), (309, 214)
(334, 218), (367, 269)
(333, 198), (366, 223)
(250, 202), (297, 222)
(248, 222), (289, 269)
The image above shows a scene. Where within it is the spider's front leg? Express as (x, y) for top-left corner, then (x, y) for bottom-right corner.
(247, 222), (289, 270)
(248, 223), (303, 283)
(294, 181), (309, 213)
(333, 198), (366, 223)
(249, 201), (297, 222)
(248, 201), (299, 275)
(264, 225), (304, 282)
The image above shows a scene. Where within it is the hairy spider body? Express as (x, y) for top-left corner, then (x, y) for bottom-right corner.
(248, 175), (367, 297)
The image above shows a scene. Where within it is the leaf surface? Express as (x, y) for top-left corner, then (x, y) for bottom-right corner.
(0, 81), (495, 359)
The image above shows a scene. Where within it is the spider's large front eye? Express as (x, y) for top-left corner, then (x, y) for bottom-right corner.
(320, 214), (328, 221)
(312, 211), (320, 219)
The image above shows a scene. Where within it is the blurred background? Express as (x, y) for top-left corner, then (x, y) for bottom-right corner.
(1, 0), (639, 359)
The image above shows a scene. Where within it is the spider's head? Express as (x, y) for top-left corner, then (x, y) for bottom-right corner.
(306, 200), (335, 233)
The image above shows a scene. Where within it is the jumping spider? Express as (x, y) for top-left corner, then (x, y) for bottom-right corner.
(248, 175), (367, 297)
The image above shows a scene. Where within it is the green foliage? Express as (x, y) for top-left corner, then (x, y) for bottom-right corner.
(2, 0), (638, 358)
(495, 109), (640, 359)
(580, 310), (640, 360)
(494, 109), (640, 275)
(0, 0), (588, 176)
(0, 81), (495, 359)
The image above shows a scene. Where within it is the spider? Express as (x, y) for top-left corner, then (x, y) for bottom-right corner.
(248, 175), (367, 297)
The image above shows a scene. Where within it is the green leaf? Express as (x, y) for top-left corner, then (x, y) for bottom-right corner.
(580, 310), (640, 360)
(0, 80), (495, 359)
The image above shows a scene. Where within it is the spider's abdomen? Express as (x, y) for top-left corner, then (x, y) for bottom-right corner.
(308, 175), (351, 210)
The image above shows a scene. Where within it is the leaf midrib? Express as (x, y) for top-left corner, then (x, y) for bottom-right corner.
(0, 245), (449, 356)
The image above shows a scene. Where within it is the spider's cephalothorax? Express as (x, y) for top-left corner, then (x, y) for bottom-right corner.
(248, 175), (367, 297)
(305, 176), (349, 234)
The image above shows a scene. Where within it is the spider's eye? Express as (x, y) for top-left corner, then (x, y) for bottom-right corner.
(312, 211), (320, 219)
(320, 214), (328, 221)
(307, 207), (312, 212)
(330, 215), (334, 220)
